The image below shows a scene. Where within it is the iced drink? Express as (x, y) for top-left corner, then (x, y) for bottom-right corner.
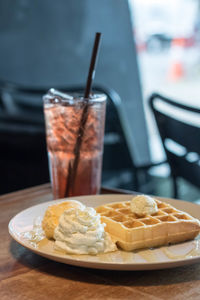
(43, 89), (106, 199)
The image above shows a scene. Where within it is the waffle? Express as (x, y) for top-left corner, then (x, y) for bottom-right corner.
(96, 199), (200, 251)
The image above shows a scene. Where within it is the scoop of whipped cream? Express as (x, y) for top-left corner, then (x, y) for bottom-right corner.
(130, 195), (158, 217)
(54, 205), (117, 255)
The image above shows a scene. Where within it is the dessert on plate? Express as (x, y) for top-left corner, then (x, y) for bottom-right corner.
(42, 200), (117, 255)
(42, 195), (200, 254)
(96, 195), (200, 251)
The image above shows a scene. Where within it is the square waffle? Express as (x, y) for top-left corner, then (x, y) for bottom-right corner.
(96, 199), (200, 251)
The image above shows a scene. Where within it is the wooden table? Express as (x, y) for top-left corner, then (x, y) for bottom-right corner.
(1, 184), (200, 300)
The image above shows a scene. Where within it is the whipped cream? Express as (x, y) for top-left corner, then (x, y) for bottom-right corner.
(130, 195), (158, 217)
(54, 205), (117, 255)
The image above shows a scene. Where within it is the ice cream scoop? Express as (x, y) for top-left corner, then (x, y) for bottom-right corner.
(130, 195), (158, 217)
(42, 200), (84, 239)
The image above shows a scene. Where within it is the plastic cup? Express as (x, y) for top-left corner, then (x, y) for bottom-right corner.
(43, 89), (106, 199)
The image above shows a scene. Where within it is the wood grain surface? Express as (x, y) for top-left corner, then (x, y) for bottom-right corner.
(1, 184), (200, 300)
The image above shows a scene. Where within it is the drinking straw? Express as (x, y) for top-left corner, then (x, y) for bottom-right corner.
(65, 32), (102, 196)
(84, 32), (101, 98)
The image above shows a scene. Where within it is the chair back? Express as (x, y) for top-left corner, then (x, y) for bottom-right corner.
(149, 93), (200, 190)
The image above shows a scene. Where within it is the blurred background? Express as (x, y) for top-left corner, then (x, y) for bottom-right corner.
(0, 0), (199, 202)
(130, 0), (200, 201)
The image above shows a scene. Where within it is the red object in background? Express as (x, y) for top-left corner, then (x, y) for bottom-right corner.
(167, 38), (186, 82)
(136, 41), (146, 52)
(167, 61), (184, 81)
(133, 29), (146, 53)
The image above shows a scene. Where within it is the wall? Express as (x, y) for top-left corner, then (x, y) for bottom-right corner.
(0, 0), (150, 166)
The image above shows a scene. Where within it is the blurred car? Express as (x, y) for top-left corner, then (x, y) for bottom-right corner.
(146, 33), (171, 52)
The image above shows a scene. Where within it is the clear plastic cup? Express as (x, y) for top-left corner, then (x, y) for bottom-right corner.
(43, 89), (107, 199)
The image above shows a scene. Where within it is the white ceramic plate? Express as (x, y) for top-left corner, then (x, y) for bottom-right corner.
(8, 194), (200, 271)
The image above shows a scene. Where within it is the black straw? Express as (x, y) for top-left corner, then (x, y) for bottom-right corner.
(84, 32), (102, 98)
(65, 32), (102, 196)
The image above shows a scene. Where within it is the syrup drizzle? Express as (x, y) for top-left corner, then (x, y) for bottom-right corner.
(21, 221), (200, 263)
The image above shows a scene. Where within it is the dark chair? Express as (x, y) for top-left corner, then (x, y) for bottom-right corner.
(0, 81), (157, 194)
(0, 82), (49, 194)
(149, 93), (200, 199)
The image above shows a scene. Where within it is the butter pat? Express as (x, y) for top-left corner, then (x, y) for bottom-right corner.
(130, 195), (158, 217)
(54, 206), (117, 255)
